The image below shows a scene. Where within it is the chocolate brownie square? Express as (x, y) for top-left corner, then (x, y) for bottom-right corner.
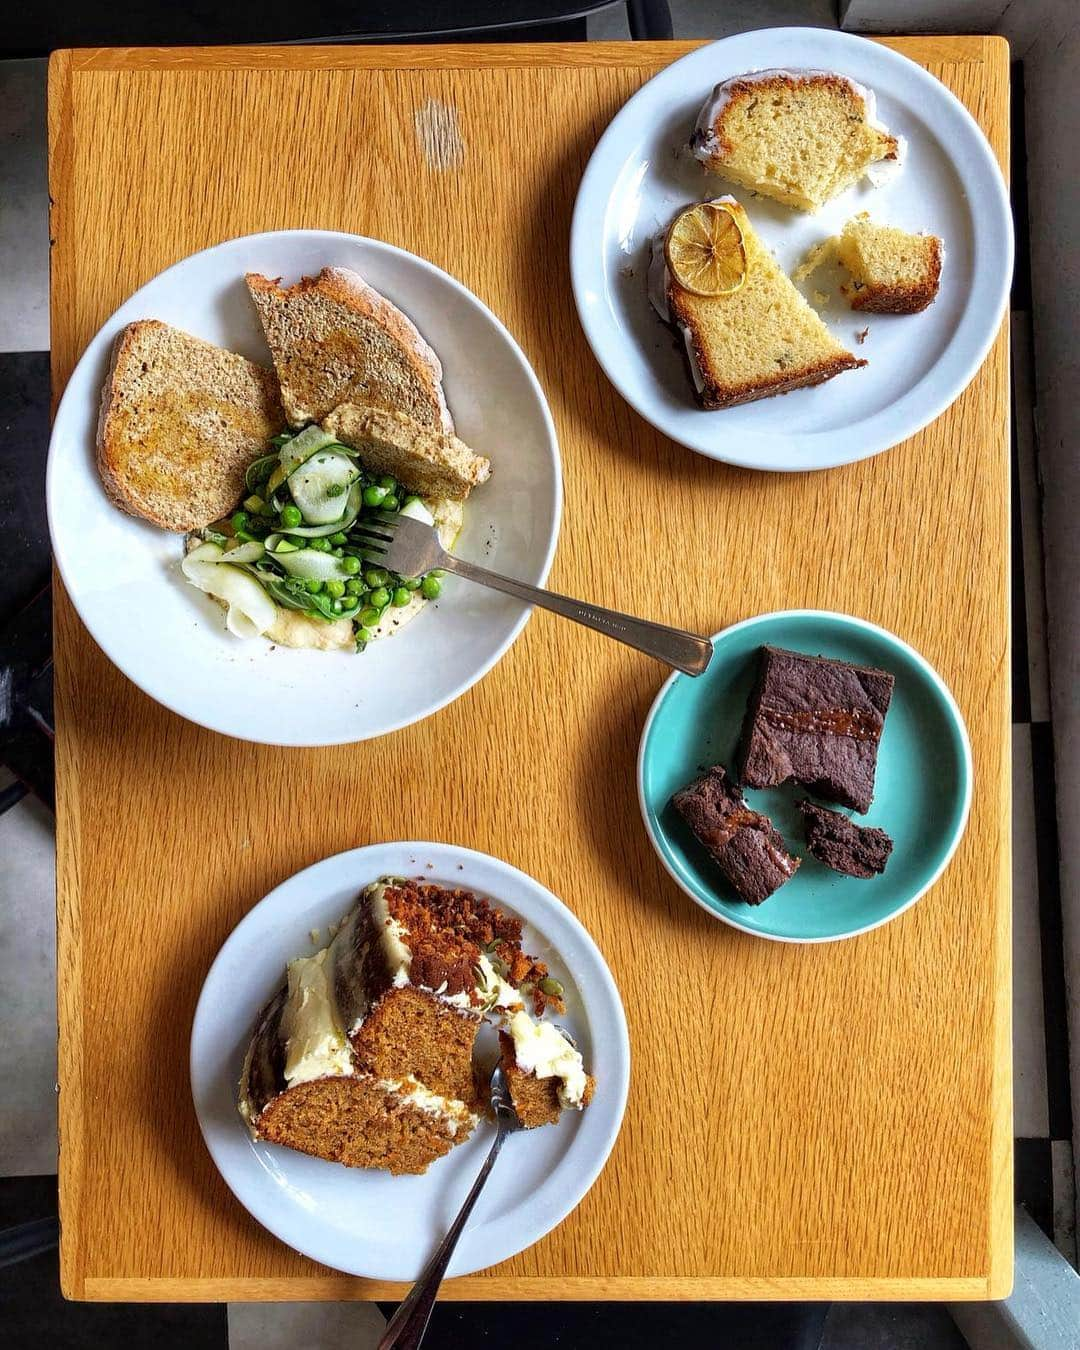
(672, 765), (799, 905)
(799, 800), (893, 878)
(738, 646), (894, 813)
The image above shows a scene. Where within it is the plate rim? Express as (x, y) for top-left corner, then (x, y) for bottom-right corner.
(636, 608), (975, 943)
(569, 26), (1013, 472)
(189, 840), (630, 1279)
(46, 228), (563, 746)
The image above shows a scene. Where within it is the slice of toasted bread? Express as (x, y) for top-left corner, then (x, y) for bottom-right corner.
(322, 403), (490, 501)
(246, 268), (453, 432)
(654, 200), (865, 409)
(96, 320), (285, 532)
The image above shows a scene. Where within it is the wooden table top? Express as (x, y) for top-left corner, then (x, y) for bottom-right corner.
(49, 37), (1012, 1303)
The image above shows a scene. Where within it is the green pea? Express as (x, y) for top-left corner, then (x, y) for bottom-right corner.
(345, 578), (365, 596)
(391, 586), (411, 608)
(342, 555), (361, 575)
(421, 574), (442, 600)
(308, 537), (331, 552)
(330, 532), (349, 546)
(325, 580), (346, 599)
(331, 599), (344, 614)
(402, 576), (421, 591)
(364, 567), (389, 587)
(280, 505), (303, 529)
(362, 485), (387, 508)
(382, 495), (400, 513)
(332, 548), (344, 558)
(230, 511), (249, 533)
(305, 579), (323, 594)
(378, 475), (397, 492)
(358, 606), (381, 628)
(368, 586), (390, 609)
(402, 494), (420, 509)
(356, 626), (373, 644)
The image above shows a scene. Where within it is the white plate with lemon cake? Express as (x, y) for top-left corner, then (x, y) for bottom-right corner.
(191, 841), (630, 1280)
(570, 27), (1012, 471)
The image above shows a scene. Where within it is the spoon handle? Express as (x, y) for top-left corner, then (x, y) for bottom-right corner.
(378, 1126), (507, 1350)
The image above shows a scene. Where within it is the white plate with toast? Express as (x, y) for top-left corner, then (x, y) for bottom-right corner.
(47, 231), (561, 744)
(190, 842), (630, 1280)
(570, 27), (1012, 471)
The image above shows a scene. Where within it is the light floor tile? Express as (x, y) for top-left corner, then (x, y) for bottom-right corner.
(227, 1300), (385, 1350)
(0, 771), (57, 1175)
(0, 59), (48, 353)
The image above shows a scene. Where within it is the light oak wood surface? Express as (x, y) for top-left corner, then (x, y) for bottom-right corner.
(49, 37), (1012, 1302)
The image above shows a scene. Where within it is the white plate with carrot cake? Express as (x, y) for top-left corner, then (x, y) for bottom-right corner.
(190, 842), (629, 1280)
(570, 27), (1012, 471)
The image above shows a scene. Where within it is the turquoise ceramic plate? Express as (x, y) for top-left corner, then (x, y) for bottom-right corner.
(637, 611), (973, 942)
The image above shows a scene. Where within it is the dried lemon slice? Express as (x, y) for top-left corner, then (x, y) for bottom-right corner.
(664, 202), (747, 296)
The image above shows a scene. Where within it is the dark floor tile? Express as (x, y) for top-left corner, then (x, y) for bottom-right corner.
(0, 352), (50, 627)
(0, 1176), (227, 1349)
(1016, 1137), (1054, 1241)
(380, 1300), (830, 1348)
(819, 1301), (968, 1350)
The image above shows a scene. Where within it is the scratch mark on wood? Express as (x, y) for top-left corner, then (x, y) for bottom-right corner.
(414, 98), (465, 171)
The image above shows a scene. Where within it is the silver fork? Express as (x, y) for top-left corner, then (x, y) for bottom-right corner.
(354, 513), (714, 676)
(377, 1064), (524, 1350)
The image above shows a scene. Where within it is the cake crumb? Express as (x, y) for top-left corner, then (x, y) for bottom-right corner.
(813, 289), (829, 306)
(309, 928), (321, 944)
(619, 264), (635, 280)
(856, 326), (869, 344)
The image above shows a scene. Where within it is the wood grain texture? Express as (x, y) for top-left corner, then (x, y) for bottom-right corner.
(49, 38), (1012, 1302)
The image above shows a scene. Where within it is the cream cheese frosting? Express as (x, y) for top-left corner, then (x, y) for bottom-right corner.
(280, 947), (354, 1087)
(507, 1009), (588, 1109)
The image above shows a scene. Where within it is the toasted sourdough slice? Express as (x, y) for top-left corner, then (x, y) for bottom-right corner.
(96, 320), (285, 531)
(246, 267), (452, 431)
(692, 69), (900, 212)
(323, 402), (491, 501)
(651, 200), (865, 409)
(798, 214), (943, 314)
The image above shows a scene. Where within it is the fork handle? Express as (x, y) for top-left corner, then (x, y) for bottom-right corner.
(378, 1126), (507, 1350)
(442, 557), (713, 676)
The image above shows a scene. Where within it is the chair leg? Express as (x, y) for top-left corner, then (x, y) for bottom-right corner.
(627, 0), (674, 41)
(0, 1218), (60, 1269)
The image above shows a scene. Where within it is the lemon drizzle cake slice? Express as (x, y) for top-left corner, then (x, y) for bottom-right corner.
(797, 213), (944, 314)
(692, 69), (901, 212)
(649, 199), (865, 409)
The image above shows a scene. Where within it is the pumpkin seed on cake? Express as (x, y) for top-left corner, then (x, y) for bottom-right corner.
(239, 878), (594, 1173)
(691, 68), (901, 212)
(648, 198), (865, 409)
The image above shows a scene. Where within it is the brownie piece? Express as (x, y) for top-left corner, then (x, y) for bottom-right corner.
(738, 646), (894, 813)
(672, 765), (799, 905)
(799, 800), (893, 878)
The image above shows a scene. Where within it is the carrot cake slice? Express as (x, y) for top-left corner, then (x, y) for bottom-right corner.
(240, 878), (592, 1172)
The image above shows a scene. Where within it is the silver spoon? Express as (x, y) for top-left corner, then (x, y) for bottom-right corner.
(378, 1063), (524, 1350)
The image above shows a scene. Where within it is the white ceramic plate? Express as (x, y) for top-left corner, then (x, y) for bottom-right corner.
(47, 231), (561, 744)
(570, 28), (1013, 471)
(190, 842), (629, 1281)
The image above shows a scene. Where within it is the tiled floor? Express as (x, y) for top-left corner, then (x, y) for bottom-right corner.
(1, 4), (1074, 1347)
